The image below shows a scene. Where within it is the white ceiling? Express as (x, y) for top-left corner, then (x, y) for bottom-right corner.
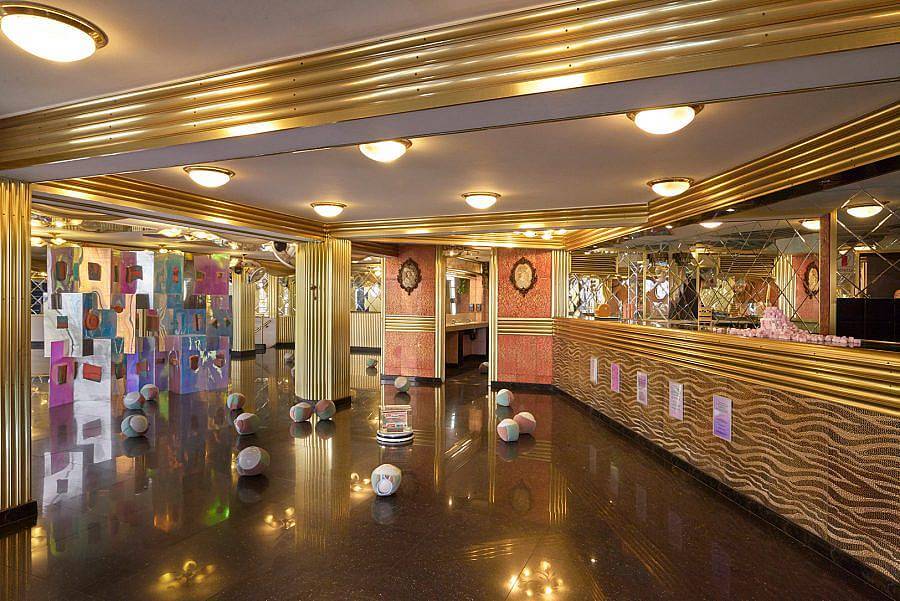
(0, 0), (544, 117)
(125, 82), (900, 222)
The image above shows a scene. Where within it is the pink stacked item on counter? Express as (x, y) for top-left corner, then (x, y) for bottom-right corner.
(717, 307), (862, 347)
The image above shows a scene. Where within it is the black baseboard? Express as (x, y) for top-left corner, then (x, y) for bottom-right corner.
(491, 381), (556, 392)
(555, 390), (899, 600)
(0, 500), (37, 536)
(351, 346), (380, 353)
(254, 343), (267, 354)
(296, 395), (352, 409)
(380, 374), (442, 386)
(231, 349), (257, 358)
(274, 342), (294, 349)
(31, 341), (44, 349)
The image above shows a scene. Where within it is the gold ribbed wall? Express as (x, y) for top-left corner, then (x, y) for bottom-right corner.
(488, 249), (499, 384)
(551, 249), (570, 318)
(0, 179), (31, 517)
(434, 246), (446, 381)
(276, 276), (296, 344)
(350, 312), (382, 348)
(295, 239), (351, 402)
(230, 271), (256, 353)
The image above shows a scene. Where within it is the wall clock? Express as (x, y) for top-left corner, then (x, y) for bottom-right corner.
(510, 257), (537, 296)
(397, 258), (422, 295)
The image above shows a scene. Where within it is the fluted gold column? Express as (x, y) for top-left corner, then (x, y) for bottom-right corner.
(434, 246), (446, 382)
(0, 178), (33, 524)
(231, 270), (256, 355)
(488, 248), (499, 385)
(276, 276), (296, 345)
(295, 239), (351, 403)
(551, 249), (571, 318)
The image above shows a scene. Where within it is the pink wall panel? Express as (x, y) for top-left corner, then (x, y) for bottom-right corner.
(385, 246), (436, 316)
(497, 248), (552, 318)
(497, 334), (553, 384)
(385, 331), (435, 378)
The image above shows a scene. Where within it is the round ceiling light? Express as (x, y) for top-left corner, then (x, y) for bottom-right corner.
(183, 166), (234, 188)
(801, 219), (821, 231)
(648, 177), (693, 197)
(0, 3), (107, 62)
(311, 202), (346, 218)
(699, 221), (722, 229)
(462, 192), (500, 210)
(628, 105), (703, 135)
(846, 204), (883, 219)
(358, 139), (412, 163)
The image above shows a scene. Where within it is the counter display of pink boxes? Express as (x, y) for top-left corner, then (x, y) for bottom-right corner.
(713, 307), (862, 348)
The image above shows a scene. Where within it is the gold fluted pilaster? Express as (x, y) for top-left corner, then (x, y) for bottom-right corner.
(0, 178), (32, 517)
(488, 248), (499, 385)
(551, 249), (570, 319)
(295, 239), (351, 402)
(230, 270), (256, 353)
(434, 246), (446, 382)
(276, 276), (296, 345)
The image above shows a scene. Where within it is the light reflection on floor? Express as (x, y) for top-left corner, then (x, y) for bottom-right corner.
(1, 349), (885, 600)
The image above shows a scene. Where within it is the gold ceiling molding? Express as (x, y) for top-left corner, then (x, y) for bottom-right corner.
(557, 318), (900, 415)
(33, 175), (324, 241)
(326, 204), (648, 238)
(564, 100), (900, 249)
(349, 240), (399, 257)
(2, 0), (898, 169)
(363, 234), (566, 249)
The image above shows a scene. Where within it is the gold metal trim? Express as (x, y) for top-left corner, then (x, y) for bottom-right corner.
(551, 249), (570, 319)
(350, 240), (398, 257)
(434, 246), (446, 381)
(230, 270), (255, 352)
(556, 318), (900, 415)
(384, 314), (436, 332)
(0, 2), (108, 50)
(497, 317), (554, 336)
(3, 1), (897, 168)
(34, 175), (324, 241)
(488, 248), (499, 383)
(565, 100), (900, 248)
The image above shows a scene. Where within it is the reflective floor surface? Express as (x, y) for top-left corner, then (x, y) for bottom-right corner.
(1, 349), (885, 600)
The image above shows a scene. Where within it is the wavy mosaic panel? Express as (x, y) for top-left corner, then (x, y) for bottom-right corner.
(554, 331), (900, 581)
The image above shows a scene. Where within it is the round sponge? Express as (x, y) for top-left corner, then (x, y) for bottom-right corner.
(394, 376), (410, 392)
(315, 399), (336, 420)
(289, 401), (314, 422)
(236, 446), (270, 476)
(513, 411), (536, 435)
(495, 389), (514, 407)
(140, 384), (159, 401)
(226, 392), (245, 410)
(121, 413), (149, 438)
(123, 391), (145, 410)
(234, 412), (260, 435)
(497, 418), (520, 442)
(371, 463), (402, 496)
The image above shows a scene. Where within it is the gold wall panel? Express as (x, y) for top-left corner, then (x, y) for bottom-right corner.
(557, 319), (900, 414)
(565, 100), (900, 248)
(488, 249), (499, 383)
(34, 176), (324, 241)
(384, 315), (436, 332)
(434, 246), (446, 381)
(554, 321), (900, 580)
(551, 249), (570, 319)
(295, 239), (351, 402)
(350, 311), (382, 348)
(0, 179), (31, 516)
(230, 271), (256, 352)
(497, 317), (555, 336)
(2, 1), (897, 168)
(276, 276), (296, 344)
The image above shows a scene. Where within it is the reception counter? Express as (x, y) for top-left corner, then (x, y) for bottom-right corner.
(553, 317), (899, 584)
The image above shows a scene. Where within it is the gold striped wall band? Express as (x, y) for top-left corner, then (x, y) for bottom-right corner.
(497, 317), (555, 336)
(556, 318), (900, 416)
(384, 315), (436, 332)
(1, 1), (897, 168)
(434, 246), (447, 381)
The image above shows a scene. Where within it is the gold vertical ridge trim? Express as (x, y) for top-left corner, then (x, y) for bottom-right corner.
(350, 312), (382, 348)
(551, 249), (570, 318)
(434, 246), (446, 382)
(379, 257), (387, 372)
(0, 179), (31, 515)
(488, 249), (499, 385)
(276, 276), (296, 344)
(230, 271), (256, 352)
(2, 0), (899, 167)
(296, 239), (351, 401)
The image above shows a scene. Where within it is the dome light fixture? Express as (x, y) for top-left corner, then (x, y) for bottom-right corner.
(311, 202), (346, 218)
(801, 219), (821, 231)
(699, 221), (722, 229)
(648, 177), (693, 197)
(627, 105), (703, 135)
(846, 204), (883, 219)
(0, 2), (108, 62)
(358, 139), (412, 163)
(183, 166), (234, 188)
(462, 191), (500, 210)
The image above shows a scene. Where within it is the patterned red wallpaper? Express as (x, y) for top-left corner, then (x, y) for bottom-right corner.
(497, 248), (552, 318)
(385, 246), (436, 316)
(384, 331), (435, 378)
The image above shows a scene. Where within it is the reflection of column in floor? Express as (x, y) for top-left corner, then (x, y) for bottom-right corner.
(549, 463), (568, 525)
(229, 358), (256, 401)
(487, 393), (496, 505)
(1, 529), (30, 599)
(433, 386), (445, 494)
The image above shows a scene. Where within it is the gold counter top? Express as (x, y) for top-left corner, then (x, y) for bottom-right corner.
(446, 320), (488, 333)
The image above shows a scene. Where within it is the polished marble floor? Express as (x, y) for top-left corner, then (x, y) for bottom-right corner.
(1, 349), (885, 600)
